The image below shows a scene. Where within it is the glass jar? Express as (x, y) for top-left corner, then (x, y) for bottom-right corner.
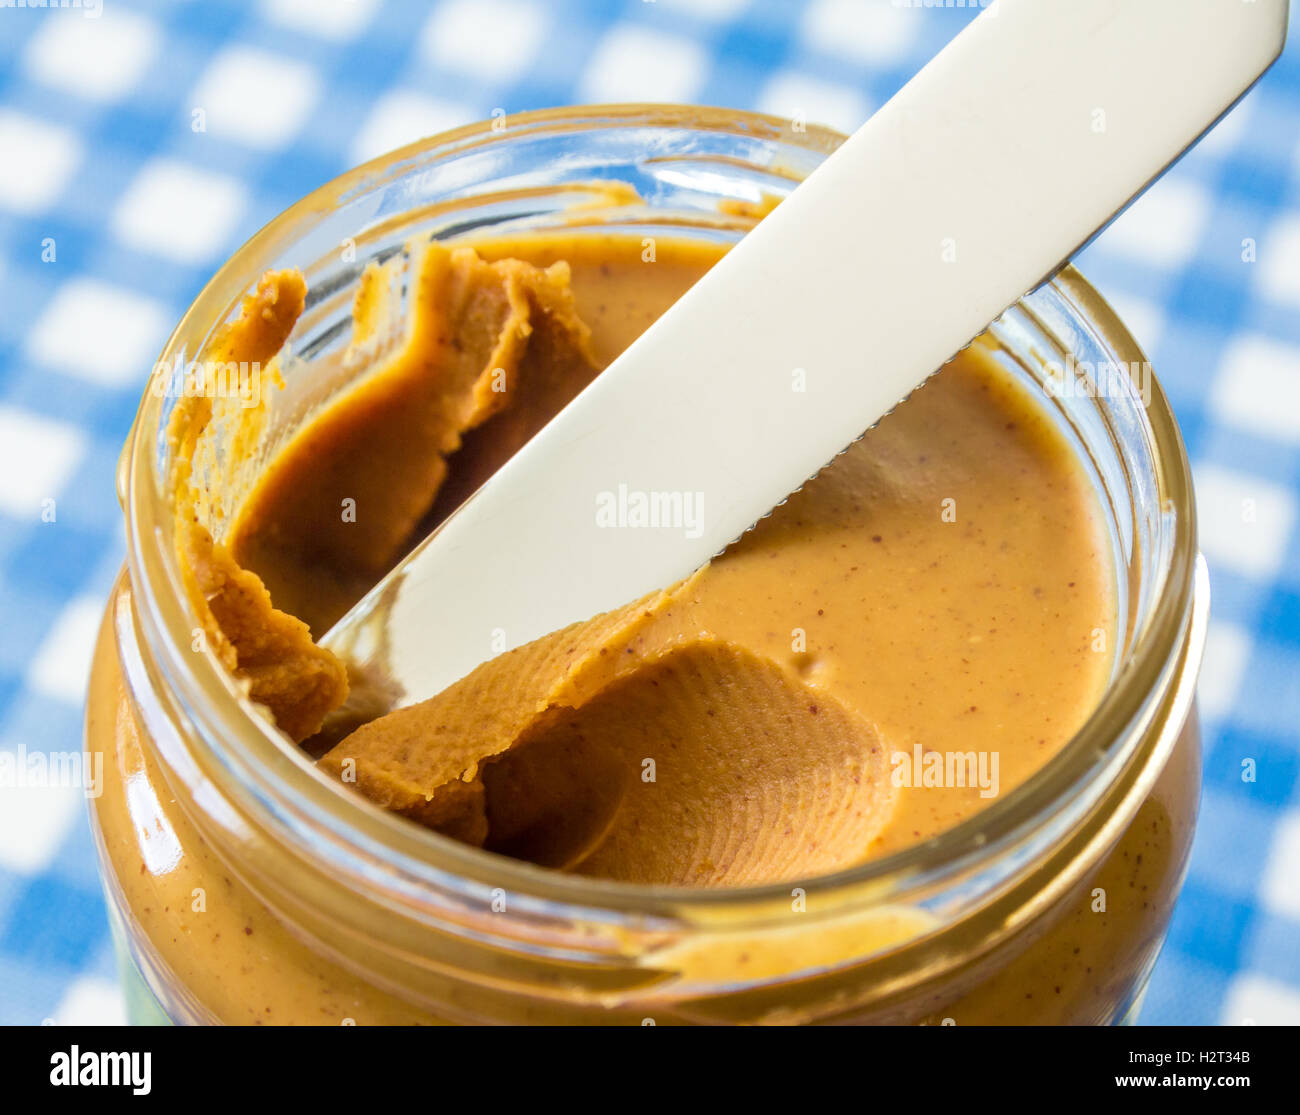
(86, 105), (1206, 1026)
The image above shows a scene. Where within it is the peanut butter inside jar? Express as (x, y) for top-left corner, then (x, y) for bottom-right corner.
(168, 224), (1117, 889)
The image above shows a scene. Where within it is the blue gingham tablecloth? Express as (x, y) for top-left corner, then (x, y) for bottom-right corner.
(0, 0), (1296, 1027)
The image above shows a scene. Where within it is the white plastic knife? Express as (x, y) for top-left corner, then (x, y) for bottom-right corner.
(321, 0), (1288, 724)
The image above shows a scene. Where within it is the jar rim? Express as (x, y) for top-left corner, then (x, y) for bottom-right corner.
(119, 103), (1201, 924)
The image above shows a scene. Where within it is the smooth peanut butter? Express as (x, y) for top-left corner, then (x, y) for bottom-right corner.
(170, 231), (1116, 888)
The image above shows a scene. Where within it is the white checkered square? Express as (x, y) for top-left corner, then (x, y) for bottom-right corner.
(1194, 463), (1296, 580)
(578, 25), (707, 104)
(22, 7), (159, 102)
(111, 159), (247, 264)
(26, 279), (169, 388)
(801, 0), (921, 66)
(421, 0), (548, 83)
(0, 110), (81, 215)
(189, 47), (319, 150)
(0, 779), (81, 876)
(0, 407), (85, 519)
(1211, 334), (1300, 443)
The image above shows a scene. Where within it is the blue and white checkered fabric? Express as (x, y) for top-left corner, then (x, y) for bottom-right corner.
(0, 0), (1296, 1026)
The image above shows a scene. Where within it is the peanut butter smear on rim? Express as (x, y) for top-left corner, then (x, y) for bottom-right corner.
(168, 229), (1116, 888)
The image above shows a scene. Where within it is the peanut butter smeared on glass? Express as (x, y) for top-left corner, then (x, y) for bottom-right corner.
(172, 232), (1115, 888)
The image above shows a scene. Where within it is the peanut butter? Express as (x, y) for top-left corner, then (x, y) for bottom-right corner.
(170, 231), (1115, 888)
